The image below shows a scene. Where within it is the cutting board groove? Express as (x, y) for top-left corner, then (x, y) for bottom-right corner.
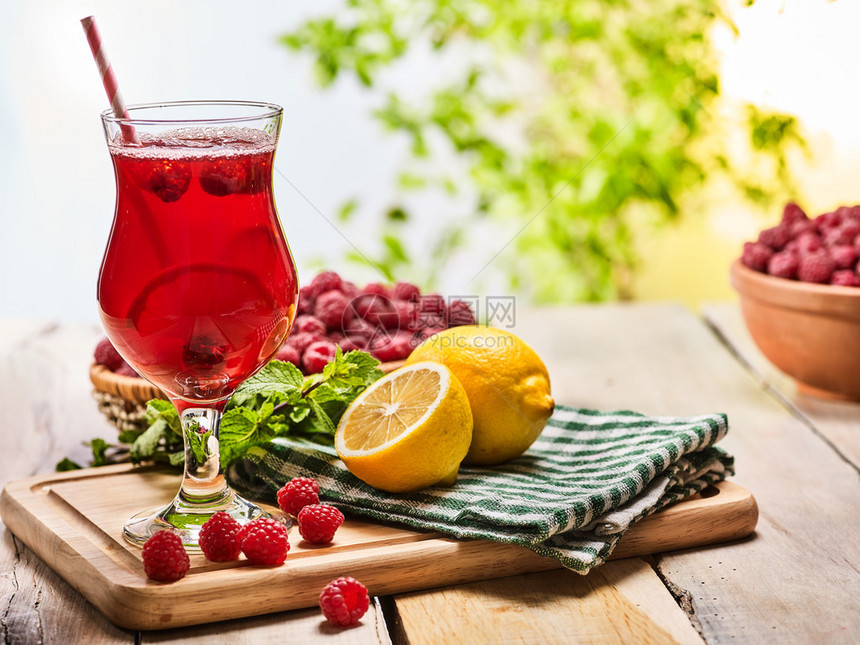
(0, 464), (757, 631)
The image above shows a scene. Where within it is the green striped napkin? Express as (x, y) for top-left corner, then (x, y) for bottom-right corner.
(226, 406), (733, 573)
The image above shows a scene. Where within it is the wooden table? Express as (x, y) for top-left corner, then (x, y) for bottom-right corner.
(1, 304), (858, 644)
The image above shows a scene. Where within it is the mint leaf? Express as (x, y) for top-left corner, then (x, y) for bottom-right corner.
(306, 396), (336, 435)
(89, 438), (109, 467)
(132, 418), (167, 462)
(56, 457), (82, 471)
(219, 407), (278, 467)
(70, 351), (383, 471)
(232, 360), (303, 405)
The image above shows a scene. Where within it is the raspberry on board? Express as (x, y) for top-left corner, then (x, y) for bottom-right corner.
(292, 314), (327, 336)
(198, 512), (242, 562)
(310, 270), (345, 295)
(241, 517), (290, 566)
(275, 343), (301, 366)
(303, 340), (339, 374)
(319, 576), (370, 626)
(314, 290), (354, 330)
(297, 504), (345, 545)
(142, 531), (190, 582)
(392, 281), (420, 302)
(277, 477), (320, 517)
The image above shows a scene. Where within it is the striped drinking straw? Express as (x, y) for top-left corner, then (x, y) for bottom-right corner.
(80, 15), (140, 144)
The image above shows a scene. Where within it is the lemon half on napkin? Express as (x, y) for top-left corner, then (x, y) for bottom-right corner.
(335, 362), (473, 493)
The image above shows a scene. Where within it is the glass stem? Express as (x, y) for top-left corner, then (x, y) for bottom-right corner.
(178, 406), (231, 506)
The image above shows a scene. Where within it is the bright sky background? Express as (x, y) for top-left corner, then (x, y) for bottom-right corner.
(2, 0), (860, 320)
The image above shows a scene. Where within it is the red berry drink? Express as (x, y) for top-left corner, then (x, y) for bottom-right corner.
(98, 126), (298, 403)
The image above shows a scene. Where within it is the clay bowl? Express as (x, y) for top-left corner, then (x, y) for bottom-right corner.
(730, 259), (860, 400)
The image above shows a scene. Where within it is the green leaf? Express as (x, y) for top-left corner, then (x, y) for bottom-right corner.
(337, 198), (360, 222)
(233, 360), (304, 404)
(306, 396), (336, 435)
(56, 457), (82, 472)
(131, 418), (167, 462)
(89, 438), (109, 467)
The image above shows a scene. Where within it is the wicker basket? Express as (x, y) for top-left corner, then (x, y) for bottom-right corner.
(90, 360), (406, 433)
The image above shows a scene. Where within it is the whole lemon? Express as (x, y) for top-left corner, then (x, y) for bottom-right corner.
(406, 326), (554, 465)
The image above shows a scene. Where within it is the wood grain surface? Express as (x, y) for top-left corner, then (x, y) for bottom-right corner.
(0, 466), (754, 630)
(2, 305), (858, 644)
(703, 303), (860, 469)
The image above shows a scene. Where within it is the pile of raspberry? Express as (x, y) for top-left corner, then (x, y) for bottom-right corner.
(278, 270), (476, 374)
(141, 475), (369, 626)
(741, 202), (860, 286)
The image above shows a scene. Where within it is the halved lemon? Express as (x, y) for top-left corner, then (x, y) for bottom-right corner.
(335, 362), (473, 493)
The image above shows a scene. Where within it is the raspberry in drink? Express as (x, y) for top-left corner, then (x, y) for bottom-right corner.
(98, 127), (298, 403)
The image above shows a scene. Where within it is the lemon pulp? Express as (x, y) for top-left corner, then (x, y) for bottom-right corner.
(335, 362), (473, 492)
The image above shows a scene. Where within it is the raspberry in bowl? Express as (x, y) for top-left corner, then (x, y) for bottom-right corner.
(731, 201), (860, 400)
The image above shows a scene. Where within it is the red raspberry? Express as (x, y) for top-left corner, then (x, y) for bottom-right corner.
(334, 334), (363, 352)
(757, 225), (790, 251)
(286, 331), (327, 354)
(199, 156), (264, 196)
(371, 330), (415, 362)
(303, 340), (338, 374)
(94, 337), (125, 371)
(825, 221), (860, 247)
(361, 282), (391, 298)
(342, 281), (360, 297)
(310, 271), (344, 295)
(831, 270), (860, 287)
(815, 210), (842, 231)
(830, 244), (858, 270)
(394, 299), (420, 330)
(314, 291), (354, 330)
(411, 328), (447, 349)
(794, 232), (822, 255)
(275, 343), (301, 366)
(798, 251), (836, 284)
(115, 362), (138, 377)
(767, 251), (799, 280)
(293, 315), (327, 336)
(198, 512), (242, 562)
(145, 161), (192, 203)
(142, 531), (190, 582)
(355, 294), (399, 329)
(781, 201), (807, 224)
(298, 504), (345, 544)
(414, 293), (447, 330)
(788, 219), (816, 238)
(297, 285), (316, 315)
(392, 281), (421, 301)
(241, 517), (290, 566)
(277, 477), (320, 516)
(741, 242), (773, 272)
(319, 577), (370, 626)
(447, 299), (477, 326)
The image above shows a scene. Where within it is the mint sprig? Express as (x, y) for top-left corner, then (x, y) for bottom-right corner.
(58, 350), (382, 471)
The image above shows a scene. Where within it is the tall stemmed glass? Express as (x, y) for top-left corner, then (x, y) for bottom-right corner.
(97, 101), (298, 549)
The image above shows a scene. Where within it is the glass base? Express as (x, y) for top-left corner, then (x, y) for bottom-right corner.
(122, 489), (291, 552)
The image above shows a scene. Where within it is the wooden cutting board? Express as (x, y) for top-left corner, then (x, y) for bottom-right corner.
(0, 464), (757, 631)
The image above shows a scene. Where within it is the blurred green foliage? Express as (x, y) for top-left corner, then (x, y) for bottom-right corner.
(282, 0), (805, 301)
